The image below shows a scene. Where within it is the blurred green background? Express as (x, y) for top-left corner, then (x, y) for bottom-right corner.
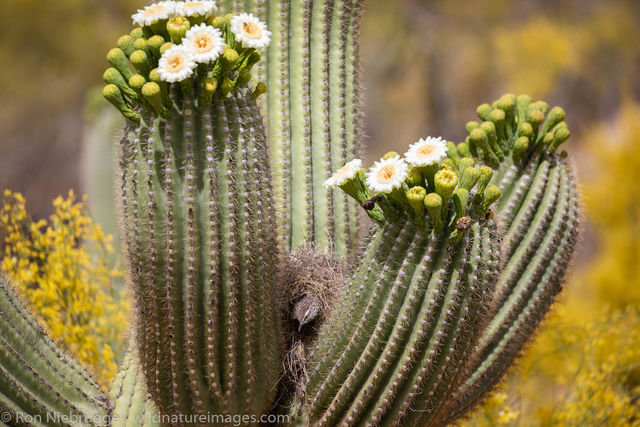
(1, 0), (639, 424)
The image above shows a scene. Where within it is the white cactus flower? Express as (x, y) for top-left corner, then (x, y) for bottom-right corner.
(404, 136), (448, 167)
(184, 24), (226, 63)
(323, 159), (363, 189)
(366, 157), (409, 193)
(175, 1), (218, 18)
(230, 13), (272, 48)
(157, 45), (197, 82)
(132, 1), (177, 27)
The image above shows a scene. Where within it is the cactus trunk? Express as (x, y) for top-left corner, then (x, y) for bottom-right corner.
(220, 0), (365, 256)
(117, 86), (282, 418)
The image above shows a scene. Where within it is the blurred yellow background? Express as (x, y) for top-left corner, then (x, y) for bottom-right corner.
(1, 0), (639, 425)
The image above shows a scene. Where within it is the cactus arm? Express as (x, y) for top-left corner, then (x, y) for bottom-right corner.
(109, 353), (160, 427)
(288, 0), (314, 247)
(315, 224), (431, 426)
(262, 0), (292, 247)
(343, 0), (364, 251)
(441, 96), (579, 423)
(309, 0), (332, 249)
(305, 223), (404, 382)
(443, 162), (579, 423)
(222, 0), (365, 255)
(0, 278), (110, 425)
(306, 215), (500, 425)
(114, 79), (283, 418)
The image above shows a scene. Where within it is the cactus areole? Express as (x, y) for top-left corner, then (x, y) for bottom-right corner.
(0, 1), (579, 426)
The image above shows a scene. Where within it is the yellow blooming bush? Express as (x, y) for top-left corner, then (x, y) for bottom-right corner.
(0, 189), (129, 387)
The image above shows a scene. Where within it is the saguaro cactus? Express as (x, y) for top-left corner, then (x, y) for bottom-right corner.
(0, 1), (580, 426)
(103, 2), (282, 418)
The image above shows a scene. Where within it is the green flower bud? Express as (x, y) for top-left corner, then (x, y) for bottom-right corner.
(549, 127), (570, 153)
(251, 82), (267, 100)
(457, 142), (470, 158)
(141, 82), (166, 117)
(407, 186), (427, 226)
(516, 94), (532, 123)
(130, 27), (144, 40)
(480, 121), (496, 139)
(542, 131), (554, 145)
(129, 50), (152, 77)
(382, 151), (400, 160)
(538, 106), (566, 142)
(465, 121), (480, 133)
(473, 166), (493, 206)
(201, 77), (218, 107)
(167, 17), (190, 43)
(147, 35), (165, 59)
(133, 37), (149, 55)
(513, 136), (529, 162)
(516, 94), (532, 107)
(446, 141), (459, 165)
(424, 193), (443, 231)
(480, 184), (501, 214)
(103, 68), (137, 100)
(480, 121), (502, 156)
(458, 157), (475, 171)
(128, 74), (147, 98)
(103, 84), (139, 122)
(149, 69), (161, 83)
(453, 188), (469, 219)
(434, 168), (458, 215)
(406, 166), (424, 187)
(244, 49), (262, 70)
(107, 48), (133, 81)
(459, 167), (480, 192)
(209, 16), (226, 29)
(530, 100), (549, 116)
(160, 42), (173, 55)
(489, 109), (505, 124)
(117, 35), (135, 57)
(526, 109), (545, 129)
(223, 46), (239, 64)
(441, 159), (456, 170)
(518, 122), (533, 138)
(237, 69), (252, 86)
(496, 95), (515, 115)
(220, 78), (235, 96)
(470, 128), (499, 165)
(476, 103), (493, 121)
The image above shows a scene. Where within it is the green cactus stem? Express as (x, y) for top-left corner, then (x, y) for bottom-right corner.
(307, 139), (503, 425)
(105, 5), (282, 419)
(0, 278), (110, 426)
(438, 94), (580, 423)
(109, 352), (159, 427)
(219, 0), (365, 256)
